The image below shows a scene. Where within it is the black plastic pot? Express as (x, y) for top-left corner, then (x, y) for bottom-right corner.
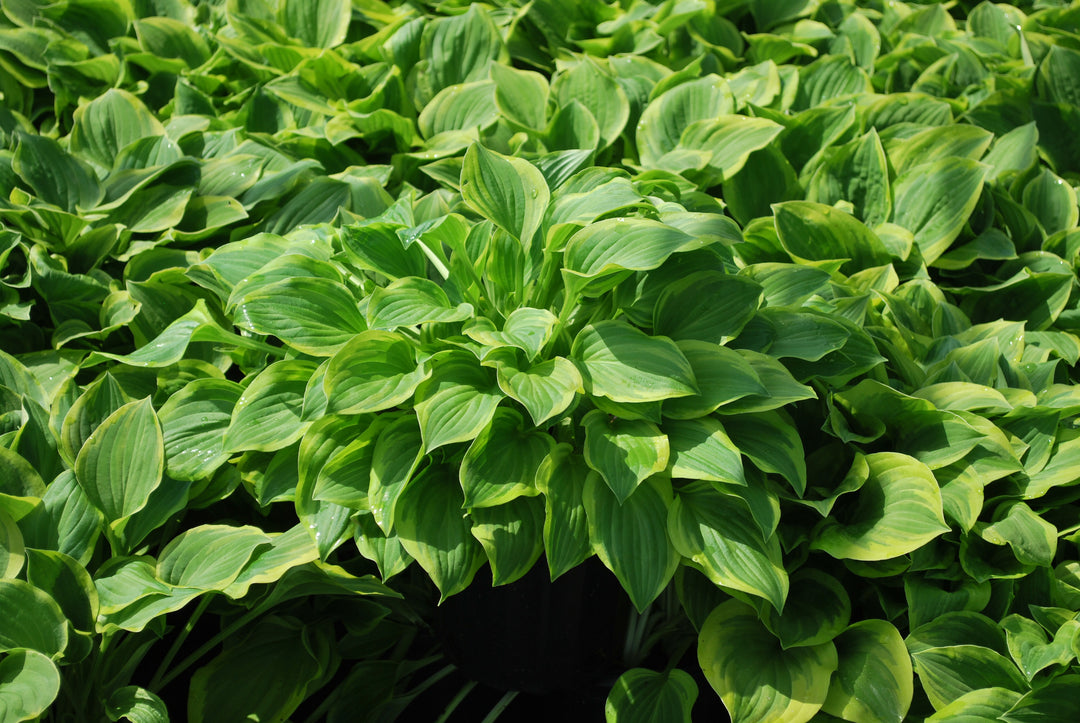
(435, 557), (629, 696)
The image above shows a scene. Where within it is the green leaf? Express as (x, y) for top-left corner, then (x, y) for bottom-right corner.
(0, 509), (24, 579)
(911, 645), (1028, 711)
(157, 525), (271, 590)
(891, 158), (988, 265)
(982, 122), (1038, 180)
(492, 354), (583, 427)
(324, 331), (428, 415)
(0, 650), (60, 722)
(0, 579), (67, 657)
(811, 452), (949, 561)
(70, 88), (165, 171)
(368, 414), (424, 534)
(188, 616), (331, 723)
(394, 463), (485, 601)
(460, 408), (553, 508)
(60, 372), (129, 468)
(553, 57), (629, 149)
(420, 5), (503, 96)
(725, 410), (807, 497)
(637, 74), (736, 168)
(12, 132), (102, 212)
(583, 409), (669, 503)
(668, 481), (787, 611)
(535, 447), (593, 580)
(774, 201), (891, 273)
(664, 417), (745, 486)
(105, 686), (169, 723)
(1001, 615), (1079, 680)
(1000, 674), (1080, 722)
(460, 143), (549, 245)
(806, 130), (891, 227)
(278, 0), (350, 48)
(822, 620), (913, 723)
(24, 549), (97, 633)
(605, 668), (698, 723)
(418, 81), (498, 138)
(664, 116), (784, 182)
(367, 277), (474, 330)
(414, 352), (502, 452)
(979, 502), (1057, 568)
(469, 495), (544, 586)
(662, 342), (768, 419)
(584, 476), (679, 612)
(464, 307), (558, 363)
(223, 360), (317, 453)
(234, 276), (366, 356)
(572, 321), (697, 404)
(925, 688), (1022, 723)
(19, 470), (100, 566)
(339, 223), (427, 281)
(491, 63), (548, 130)
(134, 16), (210, 66)
(563, 218), (701, 296)
(1022, 168), (1079, 236)
(74, 397), (163, 524)
(159, 379), (243, 482)
(698, 599), (837, 723)
(763, 569), (850, 650)
(653, 272), (762, 344)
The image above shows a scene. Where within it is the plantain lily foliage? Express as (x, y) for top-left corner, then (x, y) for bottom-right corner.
(3, 0), (1080, 720)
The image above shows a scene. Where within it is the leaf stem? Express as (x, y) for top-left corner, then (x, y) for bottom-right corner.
(433, 680), (477, 723)
(480, 691), (519, 723)
(153, 604), (264, 690)
(148, 594), (213, 691)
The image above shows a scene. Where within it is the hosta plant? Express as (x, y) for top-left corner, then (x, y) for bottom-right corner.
(4, 0), (1080, 721)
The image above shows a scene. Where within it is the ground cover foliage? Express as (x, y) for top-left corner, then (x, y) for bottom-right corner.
(3, 0), (1080, 720)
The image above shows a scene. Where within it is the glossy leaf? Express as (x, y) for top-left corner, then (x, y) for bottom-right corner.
(822, 620), (913, 723)
(572, 321), (697, 404)
(699, 600), (837, 723)
(74, 397), (163, 524)
(460, 408), (553, 508)
(233, 276), (366, 356)
(394, 463), (486, 601)
(812, 453), (950, 561)
(584, 476), (679, 612)
(605, 668), (698, 723)
(0, 650), (60, 722)
(323, 331), (429, 415)
(460, 143), (549, 245)
(0, 579), (67, 657)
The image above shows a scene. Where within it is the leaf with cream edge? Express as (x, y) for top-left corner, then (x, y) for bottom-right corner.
(811, 452), (950, 561)
(460, 143), (549, 245)
(562, 218), (704, 300)
(605, 668), (699, 723)
(668, 481), (788, 611)
(414, 352), (503, 452)
(490, 352), (583, 427)
(572, 321), (697, 404)
(459, 407), (554, 508)
(323, 330), (430, 415)
(698, 599), (838, 723)
(822, 619), (914, 723)
(394, 463), (486, 601)
(74, 397), (163, 525)
(535, 446), (594, 580)
(584, 475), (680, 612)
(583, 409), (670, 503)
